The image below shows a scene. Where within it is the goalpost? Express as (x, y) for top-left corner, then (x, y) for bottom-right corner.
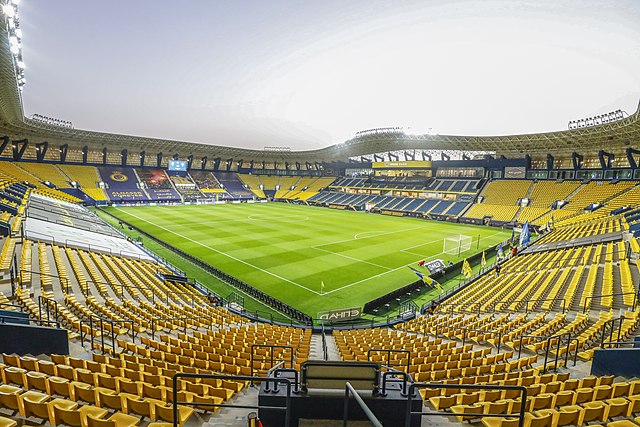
(443, 235), (473, 256)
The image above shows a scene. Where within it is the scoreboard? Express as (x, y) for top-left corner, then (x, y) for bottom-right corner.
(168, 160), (187, 171)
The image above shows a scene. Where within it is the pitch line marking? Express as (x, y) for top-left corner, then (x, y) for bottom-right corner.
(313, 224), (430, 250)
(311, 247), (392, 270)
(115, 208), (321, 295)
(323, 231), (506, 295)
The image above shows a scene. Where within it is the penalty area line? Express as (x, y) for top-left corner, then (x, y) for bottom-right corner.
(324, 230), (507, 295)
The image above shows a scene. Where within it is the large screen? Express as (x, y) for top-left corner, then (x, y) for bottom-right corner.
(168, 160), (188, 171)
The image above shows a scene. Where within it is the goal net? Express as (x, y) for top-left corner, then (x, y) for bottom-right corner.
(443, 235), (472, 255)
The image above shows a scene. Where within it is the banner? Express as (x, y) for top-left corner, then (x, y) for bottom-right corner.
(372, 160), (432, 169)
(98, 166), (140, 190)
(146, 188), (181, 201)
(425, 259), (447, 274)
(98, 167), (149, 201)
(136, 168), (173, 189)
(318, 307), (361, 322)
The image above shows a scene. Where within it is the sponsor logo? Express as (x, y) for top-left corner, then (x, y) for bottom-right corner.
(318, 307), (361, 322)
(110, 172), (129, 182)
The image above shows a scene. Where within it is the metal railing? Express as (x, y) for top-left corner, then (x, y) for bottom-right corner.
(404, 383), (527, 427)
(79, 315), (136, 355)
(0, 301), (22, 311)
(516, 332), (578, 375)
(583, 292), (638, 313)
(172, 372), (293, 427)
(251, 344), (295, 377)
(149, 314), (215, 340)
(380, 367), (413, 397)
(491, 297), (567, 314)
(367, 349), (411, 373)
(343, 382), (383, 427)
(37, 296), (60, 328)
(461, 327), (504, 354)
(321, 324), (328, 361)
(600, 316), (625, 348)
(20, 269), (71, 294)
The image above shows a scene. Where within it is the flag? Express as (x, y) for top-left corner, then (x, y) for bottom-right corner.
(428, 278), (444, 292)
(481, 250), (487, 267)
(320, 281), (325, 294)
(519, 221), (531, 247)
(510, 227), (515, 243)
(462, 259), (473, 278)
(409, 266), (427, 282)
(497, 244), (504, 261)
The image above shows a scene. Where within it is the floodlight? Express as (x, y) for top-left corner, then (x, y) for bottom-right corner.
(2, 4), (15, 17)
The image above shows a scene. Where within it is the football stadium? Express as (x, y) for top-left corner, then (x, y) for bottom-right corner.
(1, 1), (640, 426)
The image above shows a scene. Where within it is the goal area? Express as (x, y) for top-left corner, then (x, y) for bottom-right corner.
(443, 234), (472, 255)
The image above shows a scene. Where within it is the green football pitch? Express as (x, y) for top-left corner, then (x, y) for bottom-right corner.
(104, 203), (511, 316)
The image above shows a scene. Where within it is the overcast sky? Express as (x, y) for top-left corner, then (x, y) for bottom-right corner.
(18, 0), (640, 150)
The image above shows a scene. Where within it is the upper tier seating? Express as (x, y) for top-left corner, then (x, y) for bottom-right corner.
(464, 180), (532, 222)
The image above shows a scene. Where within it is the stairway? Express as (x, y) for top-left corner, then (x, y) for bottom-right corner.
(309, 331), (342, 361)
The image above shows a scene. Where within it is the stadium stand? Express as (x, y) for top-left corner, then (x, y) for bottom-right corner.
(286, 176), (335, 200)
(0, 174), (639, 426)
(58, 164), (109, 202)
(17, 162), (69, 188)
(167, 172), (204, 201)
(0, 161), (81, 203)
(516, 180), (582, 224)
(236, 174), (265, 198)
(213, 172), (255, 199)
(188, 171), (231, 199)
(464, 180), (532, 222)
(309, 177), (478, 216)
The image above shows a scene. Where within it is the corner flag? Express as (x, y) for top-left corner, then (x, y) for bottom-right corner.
(519, 221), (531, 247)
(481, 250), (487, 267)
(462, 259), (473, 278)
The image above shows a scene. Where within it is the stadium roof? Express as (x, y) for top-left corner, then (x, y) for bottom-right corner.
(1, 18), (640, 164)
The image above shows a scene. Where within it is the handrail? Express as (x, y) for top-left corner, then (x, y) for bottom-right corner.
(461, 327), (504, 354)
(37, 296), (60, 328)
(516, 331), (577, 374)
(404, 383), (527, 427)
(80, 315), (136, 355)
(251, 344), (295, 377)
(583, 292), (638, 313)
(172, 372), (292, 427)
(380, 367), (413, 396)
(20, 269), (71, 294)
(150, 314), (214, 340)
(491, 297), (566, 314)
(0, 314), (61, 327)
(367, 348), (411, 373)
(541, 333), (578, 374)
(343, 382), (383, 427)
(0, 302), (22, 310)
(264, 360), (286, 391)
(600, 316), (625, 348)
(321, 324), (328, 361)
